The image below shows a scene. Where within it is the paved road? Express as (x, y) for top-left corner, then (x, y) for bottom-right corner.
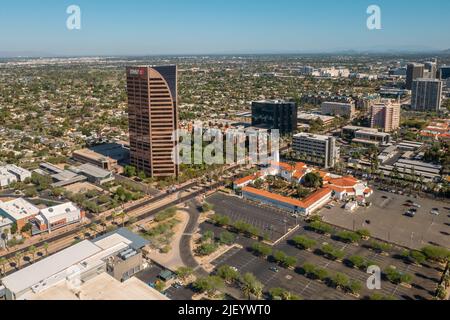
(179, 200), (209, 276)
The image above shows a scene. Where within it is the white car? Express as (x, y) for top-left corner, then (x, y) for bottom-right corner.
(431, 210), (440, 216)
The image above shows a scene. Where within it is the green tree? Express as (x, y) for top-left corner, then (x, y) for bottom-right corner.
(348, 256), (365, 269)
(356, 229), (371, 239)
(312, 267), (329, 281)
(421, 246), (450, 263)
(124, 165), (137, 177)
(251, 242), (272, 258)
(176, 267), (194, 282)
(217, 265), (240, 283)
(193, 276), (224, 296)
(302, 263), (317, 278)
(337, 231), (361, 244)
(303, 172), (323, 188)
(292, 235), (317, 250)
(202, 230), (215, 243)
(241, 273), (263, 300)
(347, 280), (363, 295)
(210, 214), (230, 227)
(332, 273), (349, 290)
(202, 202), (214, 213)
(219, 231), (235, 245)
(0, 257), (7, 275)
(28, 245), (37, 263)
(269, 288), (302, 300)
(42, 242), (49, 256)
(196, 243), (218, 256)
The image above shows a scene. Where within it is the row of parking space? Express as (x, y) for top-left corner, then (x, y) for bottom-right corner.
(208, 226), (440, 300)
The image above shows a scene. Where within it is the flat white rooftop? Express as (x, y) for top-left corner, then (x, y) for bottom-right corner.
(0, 198), (40, 221)
(27, 273), (169, 301)
(1, 240), (102, 295)
(40, 202), (79, 219)
(294, 132), (332, 141)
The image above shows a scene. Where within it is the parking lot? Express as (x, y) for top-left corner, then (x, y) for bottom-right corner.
(321, 189), (450, 250)
(206, 193), (298, 242)
(135, 264), (195, 300)
(209, 224), (444, 300)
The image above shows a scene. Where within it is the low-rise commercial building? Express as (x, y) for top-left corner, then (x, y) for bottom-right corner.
(0, 165), (32, 188)
(321, 101), (356, 119)
(243, 186), (332, 216)
(353, 130), (391, 146)
(0, 198), (40, 231)
(0, 198), (84, 235)
(0, 228), (162, 300)
(73, 148), (119, 172)
(297, 112), (335, 126)
(34, 202), (84, 234)
(71, 163), (115, 185)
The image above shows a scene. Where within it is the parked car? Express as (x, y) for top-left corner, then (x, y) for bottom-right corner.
(172, 283), (182, 289)
(269, 266), (280, 273)
(431, 210), (440, 216)
(405, 211), (415, 218)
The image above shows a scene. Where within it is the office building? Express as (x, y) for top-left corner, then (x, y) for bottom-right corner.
(71, 163), (115, 185)
(321, 101), (356, 119)
(251, 100), (297, 135)
(411, 78), (443, 112)
(370, 101), (401, 132)
(292, 133), (339, 169)
(297, 112), (335, 127)
(73, 148), (119, 172)
(354, 130), (391, 146)
(424, 61), (437, 79)
(438, 66), (450, 80)
(406, 63), (424, 90)
(126, 65), (179, 178)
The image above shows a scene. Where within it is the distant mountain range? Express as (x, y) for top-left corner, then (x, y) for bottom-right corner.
(1, 48), (450, 58)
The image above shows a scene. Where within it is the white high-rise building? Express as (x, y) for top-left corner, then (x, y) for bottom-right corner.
(292, 133), (340, 169)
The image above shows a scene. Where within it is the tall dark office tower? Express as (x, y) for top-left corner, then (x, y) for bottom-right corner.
(406, 63), (424, 90)
(439, 66), (450, 80)
(251, 100), (298, 135)
(126, 66), (179, 178)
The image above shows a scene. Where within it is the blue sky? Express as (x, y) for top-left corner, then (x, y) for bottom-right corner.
(0, 0), (449, 56)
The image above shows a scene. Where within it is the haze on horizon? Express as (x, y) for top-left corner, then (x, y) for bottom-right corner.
(0, 0), (449, 57)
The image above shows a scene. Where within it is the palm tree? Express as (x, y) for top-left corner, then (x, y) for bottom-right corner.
(15, 251), (23, 269)
(28, 245), (37, 263)
(42, 242), (49, 256)
(241, 273), (263, 300)
(0, 257), (7, 275)
(100, 216), (107, 232)
(89, 223), (99, 235)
